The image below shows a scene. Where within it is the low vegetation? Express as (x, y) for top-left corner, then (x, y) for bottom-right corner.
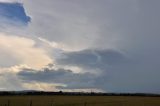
(0, 95), (160, 106)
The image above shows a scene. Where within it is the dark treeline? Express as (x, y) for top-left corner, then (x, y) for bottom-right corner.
(0, 91), (159, 97)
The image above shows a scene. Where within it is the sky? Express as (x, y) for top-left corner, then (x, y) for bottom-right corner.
(0, 0), (160, 93)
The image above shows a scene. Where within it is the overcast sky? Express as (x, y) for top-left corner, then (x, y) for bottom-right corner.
(0, 0), (160, 93)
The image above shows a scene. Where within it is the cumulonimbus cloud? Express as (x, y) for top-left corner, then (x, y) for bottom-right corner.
(0, 0), (160, 93)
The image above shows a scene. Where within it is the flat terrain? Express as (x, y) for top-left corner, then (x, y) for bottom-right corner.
(0, 95), (160, 106)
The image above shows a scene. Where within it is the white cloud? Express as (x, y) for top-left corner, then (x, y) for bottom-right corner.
(0, 33), (52, 69)
(22, 82), (66, 91)
(22, 81), (103, 92)
(0, 64), (31, 74)
(38, 37), (70, 51)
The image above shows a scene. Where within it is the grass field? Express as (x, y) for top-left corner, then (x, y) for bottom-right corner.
(0, 95), (160, 106)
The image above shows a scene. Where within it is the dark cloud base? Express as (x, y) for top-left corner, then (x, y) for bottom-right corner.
(18, 67), (97, 89)
(17, 49), (131, 92)
(18, 49), (160, 93)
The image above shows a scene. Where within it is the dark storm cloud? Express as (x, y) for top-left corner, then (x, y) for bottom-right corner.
(18, 49), (133, 91)
(17, 47), (160, 93)
(54, 48), (160, 93)
(18, 67), (97, 89)
(56, 49), (129, 71)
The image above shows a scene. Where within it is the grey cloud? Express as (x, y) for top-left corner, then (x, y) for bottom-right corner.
(0, 73), (25, 91)
(17, 45), (160, 93)
(18, 68), (97, 89)
(0, 0), (160, 93)
(23, 0), (130, 50)
(54, 48), (160, 93)
(56, 49), (129, 71)
(17, 49), (136, 92)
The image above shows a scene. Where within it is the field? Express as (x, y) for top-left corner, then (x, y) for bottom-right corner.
(0, 95), (160, 106)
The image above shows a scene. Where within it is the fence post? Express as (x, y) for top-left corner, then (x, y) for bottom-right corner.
(84, 102), (87, 106)
(30, 100), (32, 106)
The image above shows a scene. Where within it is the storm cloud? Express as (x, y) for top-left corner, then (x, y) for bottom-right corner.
(0, 0), (160, 93)
(18, 67), (97, 90)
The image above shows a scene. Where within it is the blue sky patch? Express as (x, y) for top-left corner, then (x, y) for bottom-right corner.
(0, 2), (30, 25)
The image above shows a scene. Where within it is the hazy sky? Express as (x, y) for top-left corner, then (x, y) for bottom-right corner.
(0, 0), (160, 93)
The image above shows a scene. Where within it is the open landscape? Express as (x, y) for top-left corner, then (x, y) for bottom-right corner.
(0, 95), (160, 106)
(0, 0), (160, 106)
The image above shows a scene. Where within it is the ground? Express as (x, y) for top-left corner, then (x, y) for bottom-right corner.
(0, 95), (160, 106)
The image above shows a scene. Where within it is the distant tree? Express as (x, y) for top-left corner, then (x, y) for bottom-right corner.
(59, 91), (63, 94)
